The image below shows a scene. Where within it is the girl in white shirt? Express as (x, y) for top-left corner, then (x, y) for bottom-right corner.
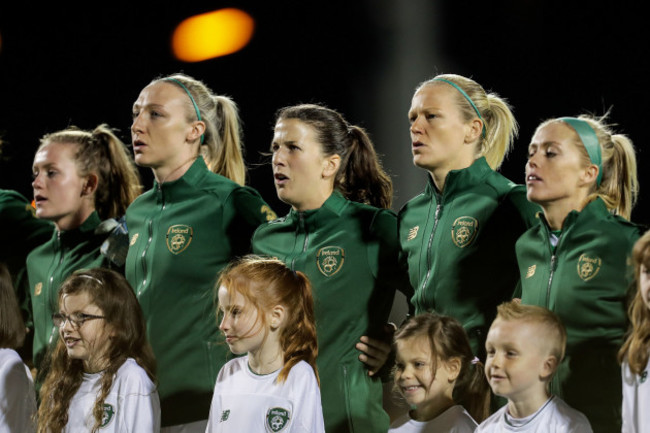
(619, 229), (650, 433)
(37, 268), (159, 433)
(389, 313), (490, 433)
(206, 256), (324, 433)
(0, 263), (36, 433)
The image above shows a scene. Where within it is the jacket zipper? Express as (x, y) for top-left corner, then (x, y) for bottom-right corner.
(48, 231), (64, 344)
(420, 202), (442, 306)
(291, 212), (309, 270)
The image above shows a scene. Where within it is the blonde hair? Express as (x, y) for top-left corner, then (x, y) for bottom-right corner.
(418, 74), (518, 170)
(155, 73), (246, 185)
(536, 114), (638, 219)
(496, 301), (567, 363)
(618, 230), (650, 374)
(38, 124), (141, 220)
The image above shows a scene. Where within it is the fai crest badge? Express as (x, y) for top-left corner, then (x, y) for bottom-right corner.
(101, 403), (115, 427)
(166, 225), (193, 255)
(577, 254), (601, 281)
(266, 407), (290, 432)
(317, 246), (345, 277)
(451, 216), (478, 248)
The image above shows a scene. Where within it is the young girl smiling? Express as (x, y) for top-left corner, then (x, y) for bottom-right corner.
(206, 256), (324, 433)
(37, 268), (159, 433)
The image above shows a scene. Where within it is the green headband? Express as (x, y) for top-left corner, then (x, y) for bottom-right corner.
(433, 78), (486, 138)
(559, 117), (602, 186)
(165, 78), (205, 145)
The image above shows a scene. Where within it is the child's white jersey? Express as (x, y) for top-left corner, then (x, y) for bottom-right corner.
(476, 396), (592, 433)
(622, 359), (650, 433)
(205, 356), (324, 433)
(64, 358), (160, 432)
(388, 405), (477, 433)
(0, 348), (36, 432)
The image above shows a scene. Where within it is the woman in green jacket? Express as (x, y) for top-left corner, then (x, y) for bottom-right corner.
(399, 74), (539, 357)
(27, 124), (141, 377)
(127, 73), (275, 432)
(517, 114), (640, 433)
(252, 104), (411, 433)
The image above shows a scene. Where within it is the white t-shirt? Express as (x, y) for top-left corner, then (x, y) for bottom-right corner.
(0, 348), (36, 433)
(205, 356), (324, 433)
(389, 405), (477, 433)
(64, 358), (160, 432)
(476, 396), (592, 433)
(622, 359), (650, 433)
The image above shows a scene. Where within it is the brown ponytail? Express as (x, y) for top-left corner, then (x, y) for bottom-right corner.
(276, 104), (393, 209)
(38, 124), (141, 220)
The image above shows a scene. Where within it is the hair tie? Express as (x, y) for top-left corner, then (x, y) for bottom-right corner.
(559, 117), (602, 186)
(471, 356), (480, 365)
(433, 78), (487, 138)
(77, 274), (103, 286)
(165, 78), (205, 145)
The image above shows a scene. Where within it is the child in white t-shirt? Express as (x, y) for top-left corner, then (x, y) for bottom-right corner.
(477, 301), (592, 433)
(37, 268), (160, 432)
(0, 263), (36, 433)
(618, 230), (650, 433)
(388, 313), (491, 433)
(206, 256), (324, 433)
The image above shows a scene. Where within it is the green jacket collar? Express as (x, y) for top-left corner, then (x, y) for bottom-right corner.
(287, 191), (348, 228)
(56, 211), (101, 243)
(538, 197), (609, 233)
(153, 157), (209, 202)
(425, 157), (493, 200)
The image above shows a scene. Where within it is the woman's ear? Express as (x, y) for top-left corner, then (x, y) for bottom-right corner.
(464, 118), (484, 144)
(580, 164), (600, 187)
(188, 121), (207, 143)
(322, 154), (341, 179)
(82, 173), (99, 196)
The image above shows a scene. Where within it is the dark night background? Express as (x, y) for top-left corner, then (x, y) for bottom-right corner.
(1, 1), (648, 225)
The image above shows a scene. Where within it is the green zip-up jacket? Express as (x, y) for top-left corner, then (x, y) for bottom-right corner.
(399, 157), (539, 356)
(125, 158), (275, 427)
(26, 211), (115, 370)
(517, 197), (641, 433)
(252, 191), (411, 433)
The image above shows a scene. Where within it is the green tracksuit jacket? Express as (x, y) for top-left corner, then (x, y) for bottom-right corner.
(26, 211), (117, 370)
(517, 197), (641, 433)
(399, 157), (539, 356)
(125, 158), (275, 427)
(252, 191), (411, 433)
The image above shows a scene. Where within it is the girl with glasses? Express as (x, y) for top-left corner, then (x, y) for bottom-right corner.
(37, 268), (159, 433)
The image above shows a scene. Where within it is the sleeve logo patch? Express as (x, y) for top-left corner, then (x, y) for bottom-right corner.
(577, 254), (601, 281)
(129, 233), (139, 246)
(451, 216), (479, 248)
(316, 246), (345, 277)
(166, 225), (193, 255)
(266, 407), (290, 432)
(261, 205), (278, 221)
(526, 265), (536, 279)
(34, 282), (43, 296)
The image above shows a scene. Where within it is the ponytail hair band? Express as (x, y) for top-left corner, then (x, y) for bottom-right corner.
(433, 78), (487, 139)
(471, 356), (480, 365)
(165, 78), (205, 145)
(559, 117), (602, 186)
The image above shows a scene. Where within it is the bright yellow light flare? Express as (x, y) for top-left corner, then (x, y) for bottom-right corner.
(172, 8), (254, 62)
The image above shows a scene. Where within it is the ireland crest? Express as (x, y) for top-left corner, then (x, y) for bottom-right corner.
(577, 254), (601, 281)
(317, 246), (345, 277)
(101, 403), (115, 427)
(166, 224), (193, 255)
(451, 216), (478, 248)
(266, 407), (290, 432)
